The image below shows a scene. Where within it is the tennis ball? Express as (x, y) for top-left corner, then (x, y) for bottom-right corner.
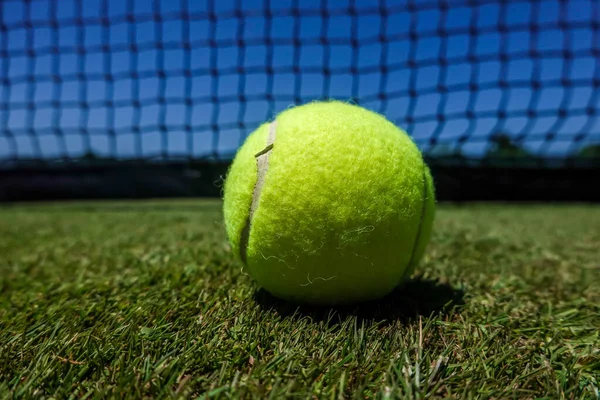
(223, 101), (435, 305)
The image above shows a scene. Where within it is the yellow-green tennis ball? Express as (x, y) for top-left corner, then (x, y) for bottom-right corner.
(223, 101), (435, 305)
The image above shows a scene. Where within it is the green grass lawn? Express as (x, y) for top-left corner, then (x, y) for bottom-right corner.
(0, 201), (598, 399)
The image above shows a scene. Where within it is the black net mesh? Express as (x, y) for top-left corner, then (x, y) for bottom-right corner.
(0, 0), (599, 169)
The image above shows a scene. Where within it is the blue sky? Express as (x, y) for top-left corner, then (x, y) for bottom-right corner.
(0, 0), (599, 161)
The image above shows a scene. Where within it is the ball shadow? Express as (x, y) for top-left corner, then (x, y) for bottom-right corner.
(252, 275), (465, 326)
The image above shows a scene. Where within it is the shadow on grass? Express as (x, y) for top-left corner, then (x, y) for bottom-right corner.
(253, 275), (465, 326)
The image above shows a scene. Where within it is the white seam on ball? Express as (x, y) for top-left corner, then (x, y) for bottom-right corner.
(239, 121), (277, 264)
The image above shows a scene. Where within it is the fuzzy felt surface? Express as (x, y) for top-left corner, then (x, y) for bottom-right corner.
(223, 101), (435, 305)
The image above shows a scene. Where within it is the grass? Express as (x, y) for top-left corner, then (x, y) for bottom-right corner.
(0, 200), (598, 399)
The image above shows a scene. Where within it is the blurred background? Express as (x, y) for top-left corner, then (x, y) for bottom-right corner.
(1, 0), (599, 202)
